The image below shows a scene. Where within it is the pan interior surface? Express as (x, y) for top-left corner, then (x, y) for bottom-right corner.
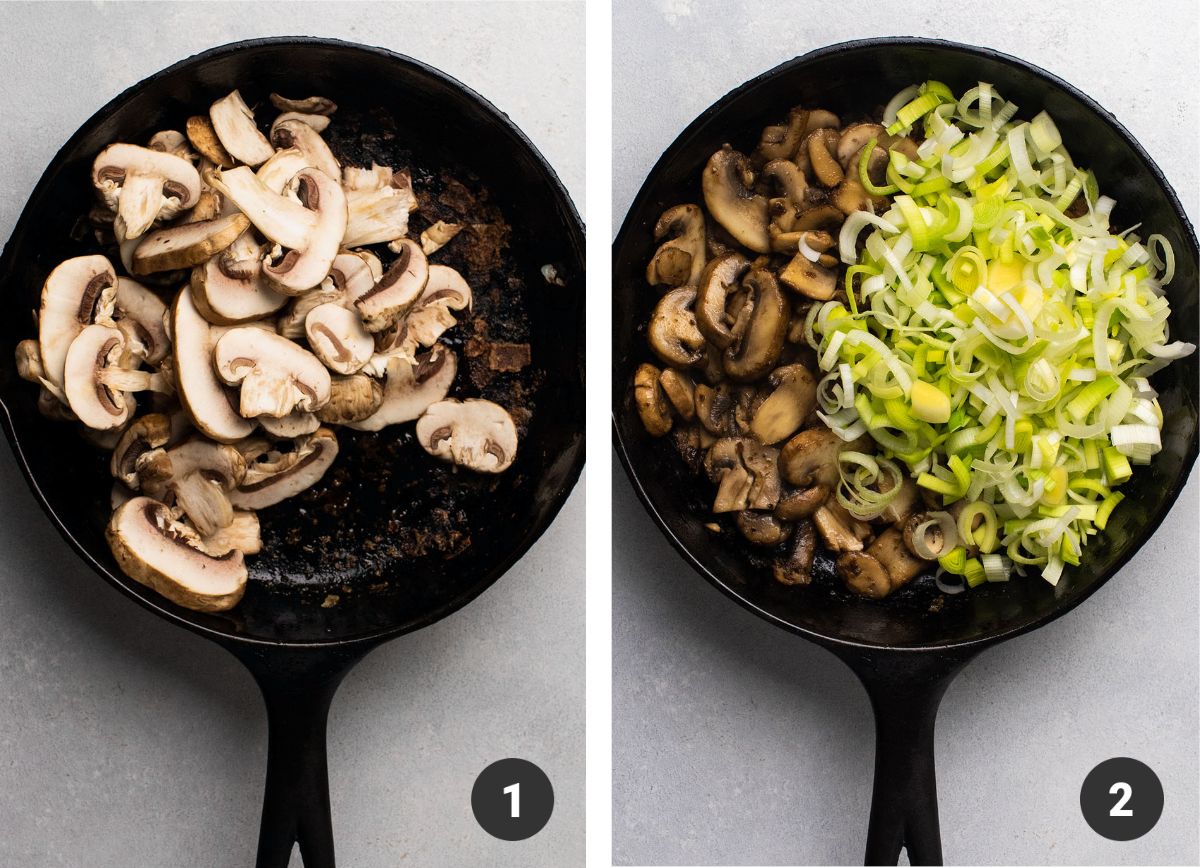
(0, 40), (584, 645)
(613, 40), (1197, 649)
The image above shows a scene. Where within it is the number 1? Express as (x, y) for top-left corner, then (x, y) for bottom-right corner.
(1109, 782), (1133, 817)
(504, 782), (520, 818)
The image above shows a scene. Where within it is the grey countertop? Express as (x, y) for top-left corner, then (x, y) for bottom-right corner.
(0, 3), (583, 867)
(612, 0), (1198, 864)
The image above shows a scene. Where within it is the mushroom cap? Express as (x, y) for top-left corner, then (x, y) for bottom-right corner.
(354, 239), (430, 332)
(213, 326), (332, 418)
(63, 324), (135, 430)
(189, 233), (288, 325)
(646, 204), (707, 288)
(634, 363), (672, 437)
(695, 252), (750, 349)
(345, 344), (458, 431)
(702, 146), (770, 254)
(185, 115), (234, 168)
(91, 144), (202, 239)
(305, 302), (374, 375)
(648, 286), (706, 368)
(416, 399), (518, 474)
(106, 496), (246, 612)
(131, 212), (250, 275)
(171, 286), (255, 443)
(209, 89), (275, 167)
(230, 427), (339, 510)
(38, 254), (118, 392)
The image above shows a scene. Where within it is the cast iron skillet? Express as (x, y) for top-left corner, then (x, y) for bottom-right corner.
(0, 38), (584, 867)
(613, 38), (1197, 865)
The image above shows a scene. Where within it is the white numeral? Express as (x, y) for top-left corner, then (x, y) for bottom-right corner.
(503, 782), (520, 818)
(1109, 782), (1133, 817)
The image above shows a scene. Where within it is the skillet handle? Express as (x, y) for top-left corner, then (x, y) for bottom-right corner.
(836, 649), (976, 866)
(229, 644), (369, 868)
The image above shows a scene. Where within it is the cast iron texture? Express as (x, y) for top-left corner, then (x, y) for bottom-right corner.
(0, 37), (584, 867)
(613, 37), (1196, 865)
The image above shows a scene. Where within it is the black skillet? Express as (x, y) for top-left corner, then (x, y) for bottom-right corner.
(613, 38), (1198, 865)
(0, 37), (584, 867)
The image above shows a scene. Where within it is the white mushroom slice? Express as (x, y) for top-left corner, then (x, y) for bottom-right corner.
(197, 509), (262, 556)
(270, 112), (331, 136)
(209, 166), (347, 295)
(172, 286), (255, 443)
(114, 278), (169, 364)
(256, 148), (315, 194)
(213, 327), (332, 418)
(38, 255), (117, 391)
(148, 130), (195, 161)
(110, 413), (172, 488)
(137, 438), (246, 536)
(316, 374), (384, 424)
(354, 239), (429, 332)
(258, 410), (320, 438)
(131, 213), (250, 275)
(341, 163), (417, 247)
(190, 232), (287, 324)
(305, 303), (373, 375)
(321, 250), (379, 305)
(106, 497), (247, 613)
(345, 345), (457, 432)
(382, 264), (472, 357)
(14, 339), (44, 383)
(209, 90), (274, 167)
(62, 324), (135, 430)
(230, 427), (339, 509)
(416, 399), (518, 474)
(269, 93), (337, 116)
(270, 118), (339, 181)
(419, 221), (463, 255)
(92, 144), (202, 239)
(276, 287), (341, 340)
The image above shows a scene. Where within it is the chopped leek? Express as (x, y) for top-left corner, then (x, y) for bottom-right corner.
(811, 80), (1195, 589)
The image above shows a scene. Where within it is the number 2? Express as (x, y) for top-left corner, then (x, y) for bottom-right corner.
(1109, 782), (1133, 817)
(504, 782), (520, 818)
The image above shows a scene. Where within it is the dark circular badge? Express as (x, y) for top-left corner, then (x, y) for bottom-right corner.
(471, 758), (554, 841)
(1079, 757), (1163, 841)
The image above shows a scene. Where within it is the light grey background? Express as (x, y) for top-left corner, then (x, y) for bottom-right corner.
(612, 0), (1199, 865)
(0, 3), (583, 867)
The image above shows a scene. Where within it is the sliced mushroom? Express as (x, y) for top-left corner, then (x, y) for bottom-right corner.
(695, 252), (750, 349)
(92, 144), (202, 239)
(171, 287), (254, 443)
(315, 374), (384, 424)
(354, 238), (429, 332)
(110, 413), (172, 488)
(258, 410), (320, 439)
(269, 93), (337, 116)
(38, 255), (117, 392)
(416, 399), (518, 474)
(634, 363), (672, 437)
(379, 264), (473, 356)
(879, 474), (920, 525)
(805, 129), (844, 187)
(773, 518), (817, 585)
(420, 220), (463, 256)
(341, 163), (418, 247)
(197, 509), (262, 556)
(775, 484), (830, 520)
(270, 118), (340, 181)
(322, 249), (382, 305)
(190, 231), (288, 324)
(344, 345), (457, 432)
(138, 438), (247, 536)
(15, 339), (43, 383)
(131, 213), (250, 274)
(813, 502), (869, 553)
(779, 427), (858, 489)
(148, 130), (194, 161)
(270, 112), (331, 136)
(230, 427), (339, 509)
(830, 179), (871, 216)
(185, 115), (235, 168)
(62, 324), (137, 430)
(646, 204), (707, 288)
(762, 159), (808, 207)
(694, 383), (737, 436)
(780, 254), (837, 300)
(749, 364), (816, 444)
(754, 107), (809, 164)
(106, 497), (246, 612)
(305, 302), (374, 375)
(702, 146), (769, 253)
(658, 368), (696, 421)
(837, 123), (886, 169)
(837, 526), (926, 599)
(213, 327), (331, 418)
(209, 90), (274, 167)
(647, 286), (706, 368)
(793, 204), (844, 233)
(724, 270), (789, 382)
(704, 437), (780, 513)
(736, 511), (791, 547)
(256, 147), (317, 194)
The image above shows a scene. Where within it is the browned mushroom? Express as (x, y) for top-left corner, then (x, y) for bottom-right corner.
(646, 204), (707, 288)
(837, 526), (927, 599)
(780, 427), (856, 489)
(694, 252), (749, 349)
(762, 159), (808, 207)
(813, 499), (872, 553)
(723, 270), (789, 382)
(780, 254), (837, 301)
(735, 510), (791, 547)
(773, 518), (816, 585)
(702, 146), (769, 253)
(694, 383), (738, 436)
(749, 364), (816, 444)
(806, 129), (844, 187)
(754, 107), (810, 164)
(659, 368), (696, 420)
(634, 363), (673, 437)
(775, 484), (830, 520)
(830, 179), (872, 216)
(836, 123), (886, 169)
(648, 286), (707, 367)
(704, 437), (781, 513)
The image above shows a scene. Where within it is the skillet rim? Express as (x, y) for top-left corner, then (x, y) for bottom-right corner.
(611, 35), (1199, 654)
(0, 35), (586, 650)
